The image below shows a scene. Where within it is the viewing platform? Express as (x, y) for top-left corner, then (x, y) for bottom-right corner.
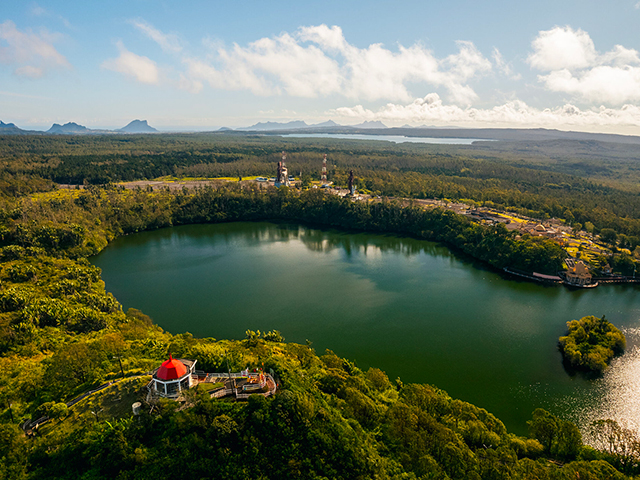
(197, 371), (277, 400)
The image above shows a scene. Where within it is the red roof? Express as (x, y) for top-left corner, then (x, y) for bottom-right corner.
(156, 354), (188, 380)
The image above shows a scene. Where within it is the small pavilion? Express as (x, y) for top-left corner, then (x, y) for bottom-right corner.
(151, 354), (197, 398)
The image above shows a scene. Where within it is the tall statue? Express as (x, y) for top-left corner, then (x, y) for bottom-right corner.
(348, 170), (355, 195)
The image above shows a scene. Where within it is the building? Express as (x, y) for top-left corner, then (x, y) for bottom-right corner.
(563, 260), (595, 287)
(150, 354), (197, 398)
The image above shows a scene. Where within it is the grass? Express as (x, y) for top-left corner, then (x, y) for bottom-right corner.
(197, 382), (224, 392)
(494, 212), (527, 223)
(31, 188), (81, 201)
(38, 376), (150, 437)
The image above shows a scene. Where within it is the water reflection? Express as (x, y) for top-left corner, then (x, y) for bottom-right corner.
(93, 221), (640, 436)
(569, 327), (640, 444)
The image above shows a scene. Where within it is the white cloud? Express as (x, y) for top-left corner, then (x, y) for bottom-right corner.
(298, 24), (347, 52)
(541, 66), (640, 104)
(332, 93), (640, 130)
(528, 26), (596, 71)
(129, 19), (183, 53)
(0, 20), (70, 77)
(183, 24), (492, 103)
(184, 30), (344, 98)
(102, 41), (159, 84)
(492, 47), (521, 80)
(529, 26), (640, 105)
(31, 5), (47, 16)
(30, 4), (72, 29)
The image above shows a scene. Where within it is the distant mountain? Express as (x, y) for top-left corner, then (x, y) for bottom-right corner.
(312, 120), (341, 128)
(240, 120), (309, 131)
(47, 122), (91, 134)
(0, 121), (27, 134)
(352, 121), (387, 129)
(217, 127), (233, 131)
(117, 119), (157, 133)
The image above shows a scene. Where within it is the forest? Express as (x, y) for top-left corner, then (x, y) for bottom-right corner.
(1, 133), (640, 478)
(3, 131), (640, 241)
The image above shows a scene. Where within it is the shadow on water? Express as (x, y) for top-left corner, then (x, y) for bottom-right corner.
(560, 353), (603, 381)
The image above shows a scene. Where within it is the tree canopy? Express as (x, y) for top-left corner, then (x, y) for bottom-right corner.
(559, 315), (626, 374)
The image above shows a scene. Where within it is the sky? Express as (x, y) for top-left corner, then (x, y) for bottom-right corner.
(3, 0), (640, 133)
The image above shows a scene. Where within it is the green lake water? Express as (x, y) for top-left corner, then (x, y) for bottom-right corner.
(91, 222), (640, 436)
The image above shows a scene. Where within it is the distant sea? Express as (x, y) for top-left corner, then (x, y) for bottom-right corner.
(279, 133), (494, 144)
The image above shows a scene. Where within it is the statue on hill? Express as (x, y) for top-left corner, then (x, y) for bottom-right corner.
(348, 170), (355, 195)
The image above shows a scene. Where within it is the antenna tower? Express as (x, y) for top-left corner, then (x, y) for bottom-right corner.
(276, 151), (290, 187)
(321, 154), (327, 182)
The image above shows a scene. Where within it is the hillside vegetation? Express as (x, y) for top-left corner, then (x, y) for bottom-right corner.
(0, 135), (639, 478)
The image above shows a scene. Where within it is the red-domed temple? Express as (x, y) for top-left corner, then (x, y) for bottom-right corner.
(150, 354), (197, 398)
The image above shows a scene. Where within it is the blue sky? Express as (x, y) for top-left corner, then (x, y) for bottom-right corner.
(3, 0), (640, 133)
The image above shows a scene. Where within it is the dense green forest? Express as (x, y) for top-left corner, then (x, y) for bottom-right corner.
(3, 132), (640, 241)
(1, 134), (640, 478)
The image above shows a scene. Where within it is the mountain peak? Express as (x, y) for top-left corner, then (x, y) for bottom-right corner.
(47, 122), (90, 134)
(352, 120), (387, 129)
(312, 120), (340, 127)
(240, 120), (308, 131)
(118, 119), (157, 133)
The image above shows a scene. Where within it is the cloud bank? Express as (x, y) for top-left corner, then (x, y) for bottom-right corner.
(128, 23), (493, 104)
(334, 93), (640, 129)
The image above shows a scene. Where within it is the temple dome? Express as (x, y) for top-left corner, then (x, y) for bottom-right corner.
(156, 354), (188, 380)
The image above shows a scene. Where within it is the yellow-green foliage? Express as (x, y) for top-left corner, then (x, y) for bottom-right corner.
(559, 315), (626, 374)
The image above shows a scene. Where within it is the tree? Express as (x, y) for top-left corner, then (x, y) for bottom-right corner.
(600, 228), (618, 245)
(49, 402), (68, 420)
(553, 420), (582, 459)
(528, 408), (558, 452)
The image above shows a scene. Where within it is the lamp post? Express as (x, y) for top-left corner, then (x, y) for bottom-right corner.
(113, 356), (125, 379)
(226, 351), (236, 393)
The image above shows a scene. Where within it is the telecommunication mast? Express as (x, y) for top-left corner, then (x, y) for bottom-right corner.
(275, 151), (290, 187)
(321, 154), (327, 183)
